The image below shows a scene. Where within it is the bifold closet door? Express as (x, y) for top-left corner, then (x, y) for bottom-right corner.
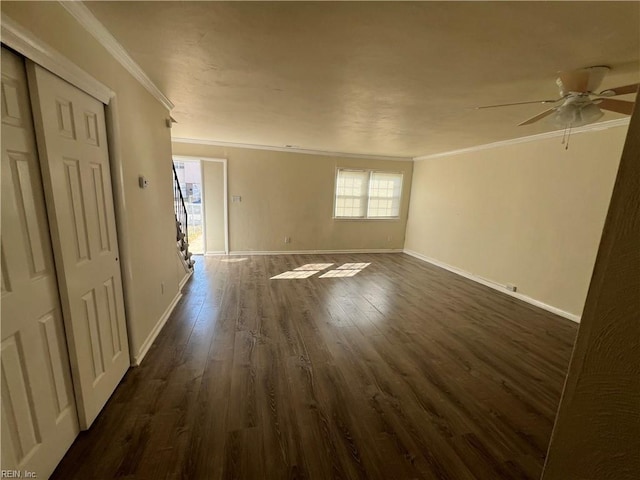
(1, 47), (79, 479)
(27, 62), (130, 430)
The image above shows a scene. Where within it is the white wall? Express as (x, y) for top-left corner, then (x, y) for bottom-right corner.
(404, 125), (628, 318)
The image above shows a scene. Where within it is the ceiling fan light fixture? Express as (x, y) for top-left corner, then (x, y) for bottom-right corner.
(548, 99), (603, 128)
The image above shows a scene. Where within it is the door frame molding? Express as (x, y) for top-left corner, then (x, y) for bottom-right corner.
(173, 155), (230, 255)
(1, 15), (113, 104)
(1, 13), (136, 365)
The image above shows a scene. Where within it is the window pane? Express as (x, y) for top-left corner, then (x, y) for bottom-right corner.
(368, 172), (403, 217)
(335, 170), (368, 217)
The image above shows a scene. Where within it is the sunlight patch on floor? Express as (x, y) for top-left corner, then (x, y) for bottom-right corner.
(319, 269), (361, 278)
(337, 262), (371, 270)
(271, 270), (319, 279)
(271, 262), (371, 280)
(294, 263), (334, 271)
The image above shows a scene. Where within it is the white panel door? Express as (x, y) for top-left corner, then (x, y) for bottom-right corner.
(1, 48), (79, 478)
(26, 63), (130, 430)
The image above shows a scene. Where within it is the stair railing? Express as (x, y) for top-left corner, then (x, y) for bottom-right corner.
(172, 163), (189, 247)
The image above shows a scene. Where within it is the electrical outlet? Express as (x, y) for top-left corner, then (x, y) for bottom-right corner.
(284, 236), (291, 244)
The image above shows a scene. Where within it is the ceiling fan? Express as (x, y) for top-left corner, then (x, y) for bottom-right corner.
(478, 66), (638, 128)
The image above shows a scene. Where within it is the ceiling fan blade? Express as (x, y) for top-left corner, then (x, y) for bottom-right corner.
(597, 83), (640, 97)
(477, 98), (561, 109)
(597, 98), (635, 115)
(518, 107), (557, 126)
(557, 66), (609, 95)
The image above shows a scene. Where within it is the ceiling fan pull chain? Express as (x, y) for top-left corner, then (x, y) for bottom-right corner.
(565, 125), (572, 150)
(561, 125), (568, 145)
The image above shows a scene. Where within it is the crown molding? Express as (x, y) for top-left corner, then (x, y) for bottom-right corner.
(414, 117), (631, 161)
(171, 137), (412, 162)
(58, 0), (174, 111)
(1, 14), (114, 104)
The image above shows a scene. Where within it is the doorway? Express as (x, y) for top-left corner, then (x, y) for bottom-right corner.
(174, 156), (229, 255)
(172, 158), (204, 255)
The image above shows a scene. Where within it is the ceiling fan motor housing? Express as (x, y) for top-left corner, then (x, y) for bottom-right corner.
(556, 66), (610, 97)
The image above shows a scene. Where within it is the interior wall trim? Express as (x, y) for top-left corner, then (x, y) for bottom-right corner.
(226, 249), (404, 255)
(403, 249), (581, 323)
(414, 118), (631, 161)
(58, 0), (174, 111)
(172, 137), (412, 162)
(179, 269), (193, 291)
(1, 14), (113, 103)
(132, 288), (183, 366)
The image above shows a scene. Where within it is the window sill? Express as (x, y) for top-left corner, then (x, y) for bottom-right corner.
(333, 217), (401, 222)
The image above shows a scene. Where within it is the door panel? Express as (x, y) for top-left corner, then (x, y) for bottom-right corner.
(27, 63), (130, 430)
(1, 47), (79, 478)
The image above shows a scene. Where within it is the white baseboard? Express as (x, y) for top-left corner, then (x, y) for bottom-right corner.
(205, 251), (227, 256)
(132, 290), (183, 366)
(228, 248), (403, 255)
(179, 269), (193, 290)
(403, 249), (581, 323)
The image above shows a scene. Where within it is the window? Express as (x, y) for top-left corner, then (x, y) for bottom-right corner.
(334, 169), (403, 219)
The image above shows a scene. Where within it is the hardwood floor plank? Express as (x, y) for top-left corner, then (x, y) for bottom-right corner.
(51, 253), (577, 480)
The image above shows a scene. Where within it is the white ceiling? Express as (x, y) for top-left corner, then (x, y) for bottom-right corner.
(85, 1), (640, 158)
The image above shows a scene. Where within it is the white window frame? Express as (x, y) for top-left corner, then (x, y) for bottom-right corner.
(333, 168), (404, 220)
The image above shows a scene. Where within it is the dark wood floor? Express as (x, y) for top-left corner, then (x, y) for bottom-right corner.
(51, 253), (578, 480)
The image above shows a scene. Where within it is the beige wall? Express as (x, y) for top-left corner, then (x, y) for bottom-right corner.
(405, 125), (627, 317)
(2, 2), (184, 361)
(172, 143), (413, 252)
(202, 160), (226, 253)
